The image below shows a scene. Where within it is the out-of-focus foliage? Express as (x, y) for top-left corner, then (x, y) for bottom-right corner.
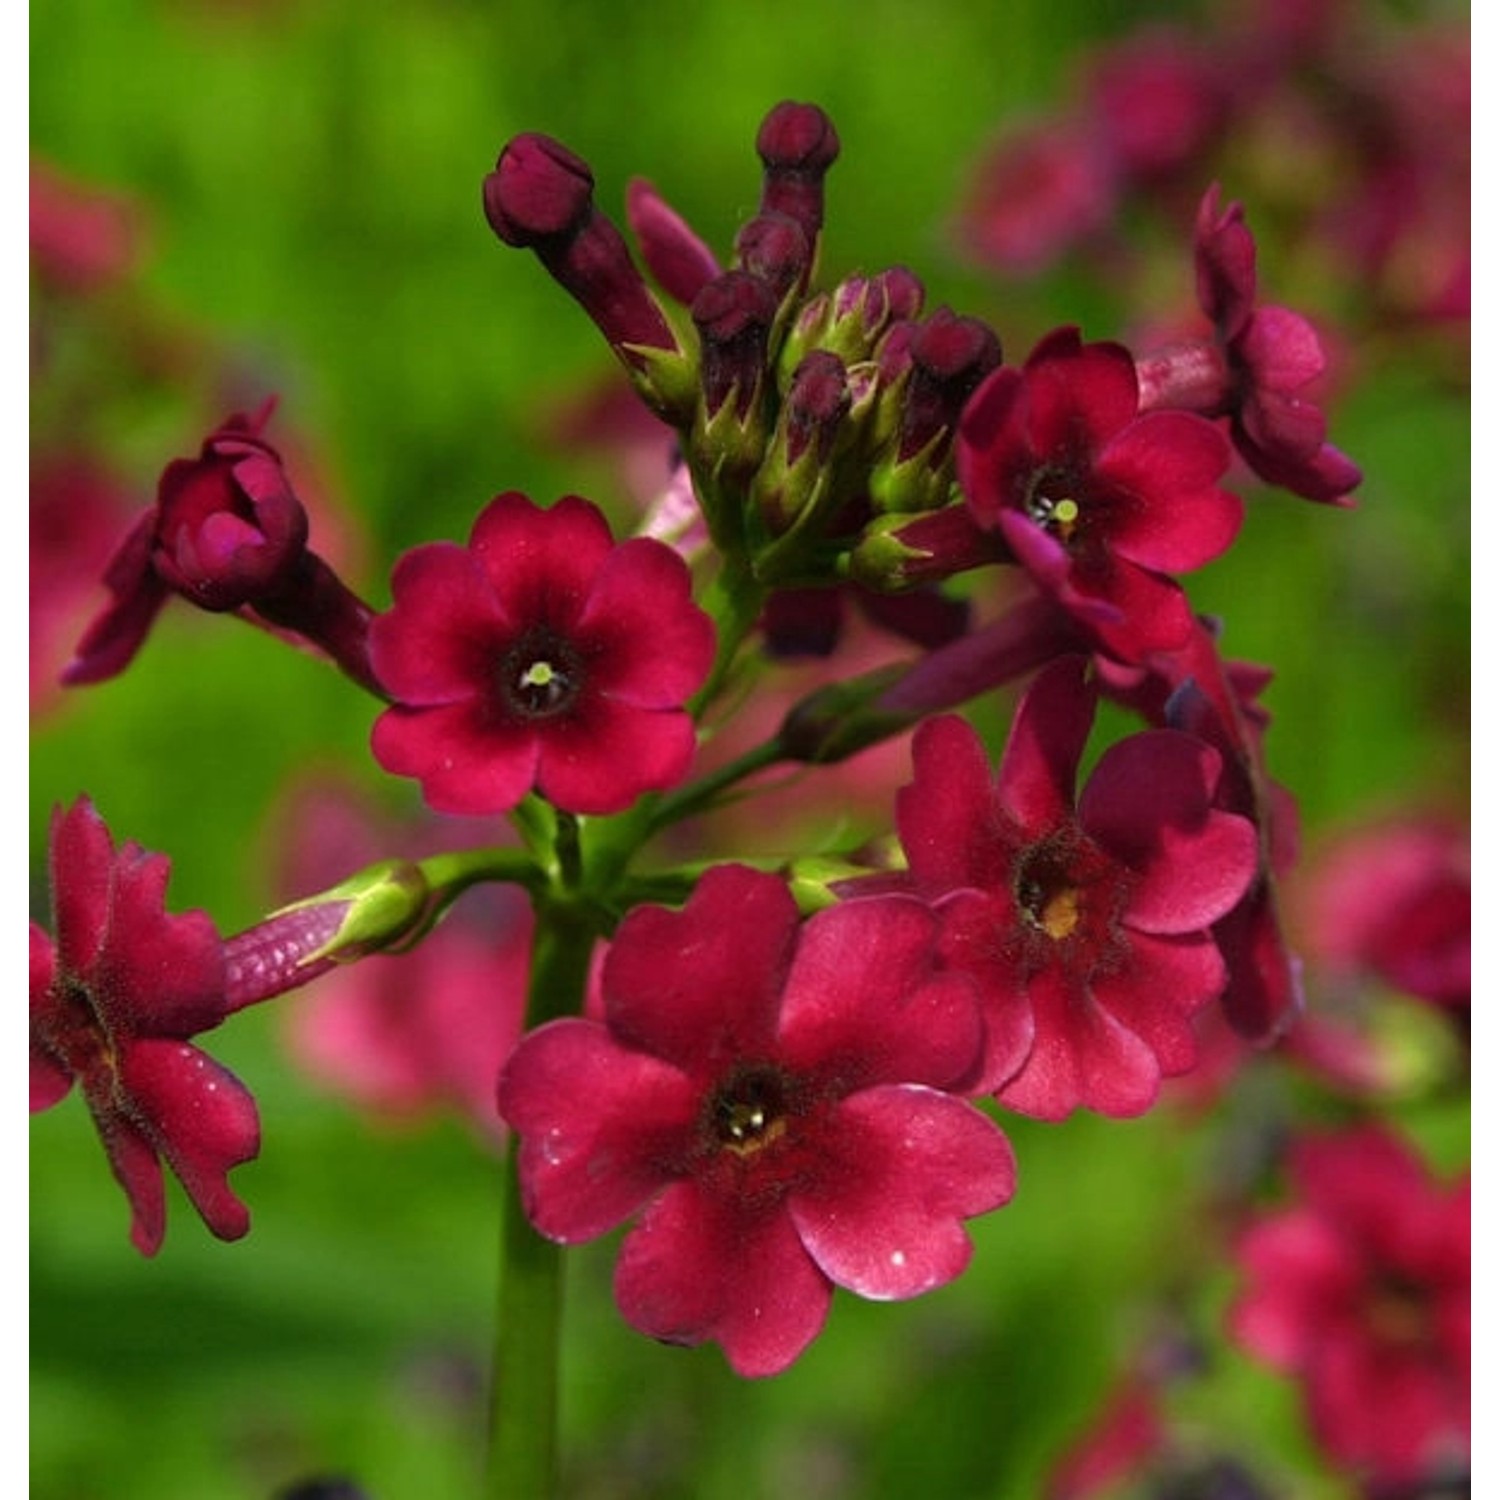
(31, 0), (1468, 1497)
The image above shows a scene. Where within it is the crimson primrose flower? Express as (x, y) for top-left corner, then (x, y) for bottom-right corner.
(886, 656), (1259, 1118)
(956, 326), (1242, 662)
(497, 864), (1016, 1377)
(30, 797), (259, 1256)
(1192, 185), (1362, 505)
(369, 491), (715, 817)
(1228, 1125), (1470, 1487)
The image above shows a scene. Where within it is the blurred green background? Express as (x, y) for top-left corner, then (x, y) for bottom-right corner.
(31, 0), (1469, 1497)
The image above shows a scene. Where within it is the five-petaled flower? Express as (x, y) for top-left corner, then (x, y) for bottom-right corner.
(957, 326), (1242, 662)
(1228, 1125), (1469, 1487)
(29, 797), (260, 1256)
(497, 863), (1016, 1376)
(883, 656), (1259, 1118)
(369, 492), (716, 817)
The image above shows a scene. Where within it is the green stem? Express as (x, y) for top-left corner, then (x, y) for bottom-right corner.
(692, 555), (768, 716)
(486, 896), (596, 1500)
(645, 732), (787, 836)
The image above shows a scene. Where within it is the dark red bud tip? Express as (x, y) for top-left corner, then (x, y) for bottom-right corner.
(691, 269), (780, 345)
(692, 271), (780, 420)
(734, 212), (810, 299)
(875, 267), (926, 324)
(484, 133), (595, 247)
(785, 351), (850, 464)
(757, 102), (841, 174)
(910, 309), (1003, 382)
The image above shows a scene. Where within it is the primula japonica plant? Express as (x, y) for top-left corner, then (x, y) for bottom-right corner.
(32, 97), (1465, 1498)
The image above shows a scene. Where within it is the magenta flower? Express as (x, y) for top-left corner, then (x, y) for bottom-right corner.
(1299, 814), (1470, 1012)
(1192, 185), (1362, 504)
(1228, 1125), (1470, 1487)
(64, 405), (382, 694)
(369, 492), (715, 817)
(497, 864), (1016, 1376)
(957, 326), (1242, 661)
(30, 797), (260, 1255)
(889, 656), (1259, 1117)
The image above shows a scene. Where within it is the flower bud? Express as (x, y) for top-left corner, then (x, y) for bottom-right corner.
(752, 350), (851, 539)
(755, 101), (841, 247)
(223, 858), (433, 1011)
(484, 134), (690, 412)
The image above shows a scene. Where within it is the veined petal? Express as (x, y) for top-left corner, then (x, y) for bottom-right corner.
(1090, 930), (1225, 1076)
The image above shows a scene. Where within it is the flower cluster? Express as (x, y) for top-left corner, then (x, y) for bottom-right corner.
(32, 85), (1464, 1500)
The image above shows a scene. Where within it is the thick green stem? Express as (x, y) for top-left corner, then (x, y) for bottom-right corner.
(486, 897), (596, 1499)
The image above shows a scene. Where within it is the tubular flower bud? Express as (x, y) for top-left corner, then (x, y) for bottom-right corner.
(755, 101), (841, 251)
(849, 503), (1012, 593)
(869, 309), (1003, 514)
(484, 134), (687, 395)
(625, 176), (722, 305)
(222, 858), (433, 1011)
(733, 211), (811, 304)
(752, 350), (851, 540)
(691, 271), (780, 424)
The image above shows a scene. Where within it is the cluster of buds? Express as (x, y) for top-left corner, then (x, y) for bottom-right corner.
(483, 103), (1009, 595)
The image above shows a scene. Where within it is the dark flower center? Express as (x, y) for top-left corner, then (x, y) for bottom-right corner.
(705, 1063), (794, 1159)
(1023, 469), (1084, 543)
(1011, 830), (1129, 972)
(1016, 850), (1085, 940)
(41, 975), (115, 1082)
(1366, 1271), (1433, 1348)
(499, 630), (583, 720)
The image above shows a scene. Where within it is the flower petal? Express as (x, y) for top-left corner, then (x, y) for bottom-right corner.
(92, 845), (228, 1038)
(790, 1084), (1016, 1300)
(575, 537), (716, 707)
(497, 1018), (698, 1242)
(1093, 412), (1241, 572)
(778, 896), (984, 1091)
(29, 926), (73, 1111)
(897, 714), (999, 890)
(117, 1038), (260, 1244)
(370, 700), (540, 816)
(1090, 930), (1224, 1076)
(468, 492), (615, 631)
(604, 865), (799, 1072)
(613, 1179), (832, 1377)
(370, 542), (512, 704)
(996, 966), (1162, 1119)
(48, 797), (115, 979)
(1079, 730), (1258, 933)
(1022, 329), (1139, 458)
(533, 696), (698, 815)
(995, 656), (1096, 830)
